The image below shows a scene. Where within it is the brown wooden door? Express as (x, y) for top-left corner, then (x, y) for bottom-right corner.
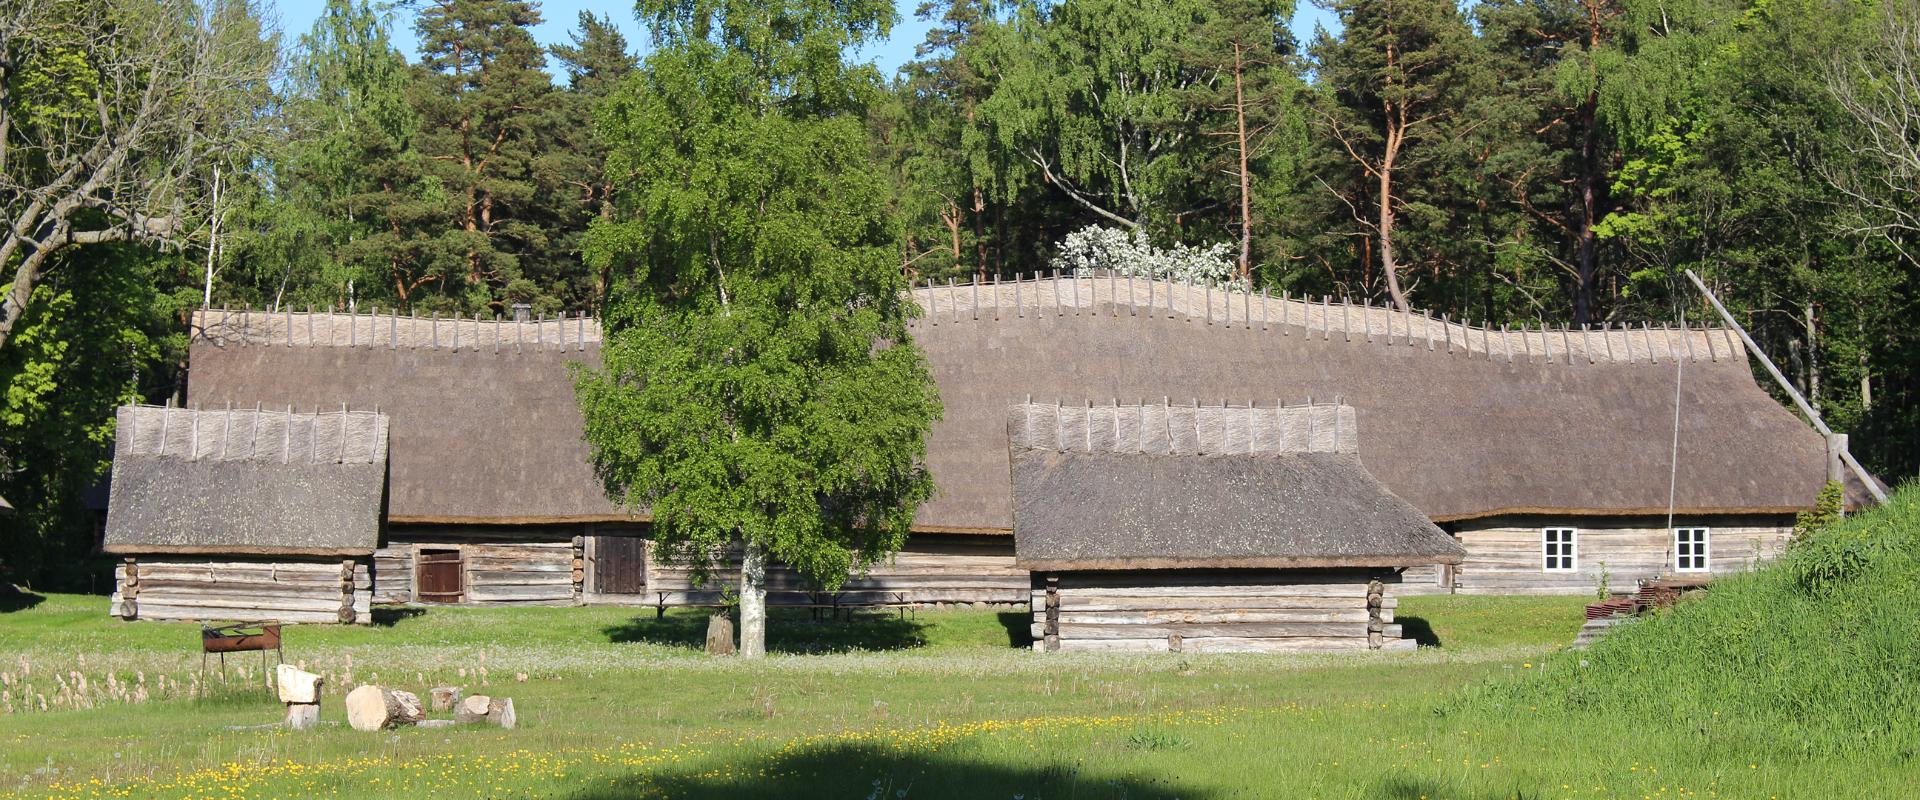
(594, 536), (647, 594)
(416, 549), (463, 603)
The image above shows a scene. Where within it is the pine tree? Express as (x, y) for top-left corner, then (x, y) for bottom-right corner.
(410, 0), (563, 313)
(1311, 0), (1478, 311)
(548, 12), (638, 308)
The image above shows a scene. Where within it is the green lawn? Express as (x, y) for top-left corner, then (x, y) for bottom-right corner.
(0, 591), (1905, 798)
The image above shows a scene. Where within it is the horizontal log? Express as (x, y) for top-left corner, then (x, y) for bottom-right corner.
(465, 587), (575, 602)
(1047, 636), (1372, 653)
(1033, 622), (1368, 639)
(1052, 570), (1391, 589)
(1037, 595), (1389, 612)
(132, 603), (353, 624)
(1052, 609), (1373, 625)
(1036, 584), (1373, 599)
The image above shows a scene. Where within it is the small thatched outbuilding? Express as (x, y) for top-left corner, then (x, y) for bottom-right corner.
(1011, 401), (1464, 652)
(104, 404), (387, 624)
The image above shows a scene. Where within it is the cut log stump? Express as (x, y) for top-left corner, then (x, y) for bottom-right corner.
(275, 665), (323, 705)
(705, 613), (736, 656)
(285, 703), (320, 730)
(430, 686), (462, 711)
(453, 694), (517, 728)
(345, 685), (424, 731)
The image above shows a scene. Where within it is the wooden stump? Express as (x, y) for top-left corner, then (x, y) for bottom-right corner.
(453, 694), (516, 728)
(705, 613), (736, 656)
(430, 686), (462, 711)
(344, 685), (424, 731)
(454, 694), (492, 725)
(285, 703), (320, 730)
(276, 665), (323, 705)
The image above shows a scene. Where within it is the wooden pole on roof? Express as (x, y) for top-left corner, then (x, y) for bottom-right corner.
(1561, 324), (1573, 365)
(1682, 268), (1885, 503)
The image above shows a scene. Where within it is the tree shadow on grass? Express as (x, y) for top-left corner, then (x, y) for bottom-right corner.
(602, 609), (934, 654)
(369, 606), (428, 626)
(566, 743), (1213, 800)
(1374, 774), (1554, 800)
(1396, 614), (1441, 647)
(997, 611), (1034, 648)
(0, 586), (45, 613)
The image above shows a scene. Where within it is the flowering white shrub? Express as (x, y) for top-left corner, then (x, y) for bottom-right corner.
(1050, 225), (1242, 289)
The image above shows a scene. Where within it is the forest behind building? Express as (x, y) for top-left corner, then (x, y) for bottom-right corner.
(4, 0), (1919, 585)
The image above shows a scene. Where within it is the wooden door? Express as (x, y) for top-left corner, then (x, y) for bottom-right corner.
(416, 549), (464, 603)
(594, 536), (647, 595)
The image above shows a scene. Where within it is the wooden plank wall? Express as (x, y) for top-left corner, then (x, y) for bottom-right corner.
(1449, 515), (1793, 595)
(110, 558), (373, 624)
(641, 533), (1028, 606)
(381, 525), (583, 606)
(1027, 569), (1415, 653)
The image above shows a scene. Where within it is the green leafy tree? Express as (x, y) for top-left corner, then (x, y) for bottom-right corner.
(981, 0), (1223, 235)
(574, 0), (942, 657)
(547, 12), (638, 307)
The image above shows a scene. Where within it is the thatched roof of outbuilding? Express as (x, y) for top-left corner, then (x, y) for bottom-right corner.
(102, 405), (388, 556)
(1008, 402), (1464, 570)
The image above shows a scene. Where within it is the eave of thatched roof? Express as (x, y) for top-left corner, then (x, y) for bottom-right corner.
(1008, 402), (1464, 570)
(102, 405), (387, 556)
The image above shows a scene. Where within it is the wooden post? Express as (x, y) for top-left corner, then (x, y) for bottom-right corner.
(1502, 324), (1512, 364)
(1261, 288), (1269, 330)
(1043, 575), (1060, 652)
(1366, 578), (1386, 650)
(1561, 324), (1573, 365)
(571, 535), (586, 605)
(1343, 297), (1352, 342)
(1827, 434), (1849, 486)
(1280, 291), (1290, 334)
(339, 558), (357, 624)
(1442, 314), (1451, 353)
(120, 558), (139, 620)
(1603, 322), (1614, 362)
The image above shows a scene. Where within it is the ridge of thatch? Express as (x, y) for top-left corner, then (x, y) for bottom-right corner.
(193, 308), (599, 351)
(1008, 402), (1465, 570)
(103, 405), (387, 556)
(1008, 400), (1357, 455)
(911, 275), (1736, 367)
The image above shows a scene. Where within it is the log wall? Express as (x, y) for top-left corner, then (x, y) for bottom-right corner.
(110, 557), (373, 624)
(381, 525), (583, 606)
(642, 533), (1028, 607)
(1028, 569), (1415, 653)
(1449, 514), (1793, 594)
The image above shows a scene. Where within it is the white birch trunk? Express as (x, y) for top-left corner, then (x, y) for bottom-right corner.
(737, 537), (768, 658)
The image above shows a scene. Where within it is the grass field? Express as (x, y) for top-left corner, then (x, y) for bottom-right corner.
(1, 508), (1915, 800)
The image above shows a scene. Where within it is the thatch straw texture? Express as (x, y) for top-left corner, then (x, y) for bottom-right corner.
(103, 405), (387, 556)
(185, 335), (622, 523)
(1008, 401), (1356, 455)
(1011, 451), (1462, 569)
(1008, 402), (1462, 570)
(184, 274), (1844, 532)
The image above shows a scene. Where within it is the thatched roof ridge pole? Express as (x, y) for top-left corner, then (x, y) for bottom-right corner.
(220, 403), (232, 459)
(1561, 324), (1573, 365)
(248, 402), (261, 458)
(949, 277), (960, 322)
(1322, 296), (1333, 341)
(1442, 313), (1451, 353)
(1344, 298), (1353, 342)
(241, 303), (251, 346)
(1014, 273), (1023, 318)
(975, 276), (982, 320)
(1641, 322), (1656, 364)
(1684, 322), (1696, 361)
(1424, 311), (1435, 351)
(1280, 291), (1290, 334)
(1603, 322), (1615, 362)
(1205, 279), (1213, 325)
(1479, 319), (1489, 359)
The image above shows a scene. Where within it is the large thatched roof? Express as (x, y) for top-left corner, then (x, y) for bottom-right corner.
(102, 405), (388, 556)
(182, 279), (1847, 530)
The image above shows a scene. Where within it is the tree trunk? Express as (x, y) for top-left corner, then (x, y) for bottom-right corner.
(737, 537), (767, 658)
(1805, 302), (1821, 408)
(1378, 149), (1409, 312)
(1572, 91), (1601, 326)
(1232, 43), (1254, 284)
(972, 186), (988, 283)
(705, 613), (736, 656)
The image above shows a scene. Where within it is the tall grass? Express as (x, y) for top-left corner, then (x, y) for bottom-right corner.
(1448, 484), (1920, 759)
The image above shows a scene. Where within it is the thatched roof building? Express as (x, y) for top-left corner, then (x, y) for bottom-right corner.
(102, 404), (388, 557)
(181, 280), (1851, 532)
(1008, 401), (1465, 571)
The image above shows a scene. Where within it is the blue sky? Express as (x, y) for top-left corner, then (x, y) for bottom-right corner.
(269, 1), (1338, 78)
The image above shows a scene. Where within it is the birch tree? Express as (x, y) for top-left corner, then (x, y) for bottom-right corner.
(0, 0), (275, 352)
(574, 0), (941, 658)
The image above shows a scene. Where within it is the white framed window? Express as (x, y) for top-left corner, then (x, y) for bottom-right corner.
(1543, 528), (1577, 572)
(1674, 527), (1710, 572)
